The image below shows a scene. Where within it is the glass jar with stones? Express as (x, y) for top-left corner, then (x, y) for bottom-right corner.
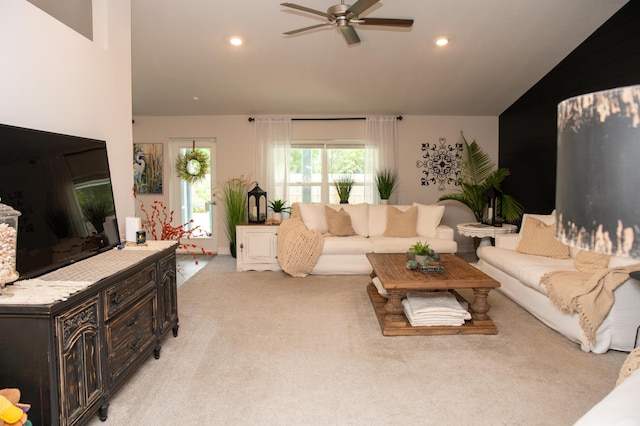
(0, 198), (21, 291)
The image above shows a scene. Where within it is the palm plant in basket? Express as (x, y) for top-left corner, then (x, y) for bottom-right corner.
(438, 132), (523, 223)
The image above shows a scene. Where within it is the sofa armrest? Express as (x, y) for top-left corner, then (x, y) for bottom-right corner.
(494, 233), (519, 250)
(435, 225), (454, 240)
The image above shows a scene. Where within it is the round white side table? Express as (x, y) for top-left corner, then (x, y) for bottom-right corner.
(457, 222), (518, 248)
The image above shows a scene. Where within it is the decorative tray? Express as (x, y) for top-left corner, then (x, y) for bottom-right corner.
(420, 263), (444, 274)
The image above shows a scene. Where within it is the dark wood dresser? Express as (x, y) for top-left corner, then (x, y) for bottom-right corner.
(0, 241), (179, 426)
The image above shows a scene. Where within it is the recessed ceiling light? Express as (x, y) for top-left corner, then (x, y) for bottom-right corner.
(435, 37), (449, 47)
(230, 37), (243, 46)
(192, 96), (200, 102)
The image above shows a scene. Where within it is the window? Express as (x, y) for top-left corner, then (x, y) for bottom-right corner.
(288, 141), (366, 204)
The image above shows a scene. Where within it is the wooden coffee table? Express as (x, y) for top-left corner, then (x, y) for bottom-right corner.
(366, 253), (500, 336)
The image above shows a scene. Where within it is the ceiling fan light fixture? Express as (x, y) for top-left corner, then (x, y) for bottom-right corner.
(281, 0), (413, 46)
(435, 37), (449, 47)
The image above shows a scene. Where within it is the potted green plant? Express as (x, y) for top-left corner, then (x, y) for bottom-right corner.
(220, 176), (251, 258)
(375, 168), (399, 204)
(334, 175), (354, 204)
(268, 199), (290, 222)
(408, 241), (438, 264)
(438, 131), (523, 223)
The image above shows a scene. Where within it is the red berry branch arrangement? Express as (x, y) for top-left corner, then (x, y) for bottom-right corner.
(133, 189), (213, 263)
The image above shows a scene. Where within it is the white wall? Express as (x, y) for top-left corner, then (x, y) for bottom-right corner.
(132, 115), (498, 253)
(0, 0), (133, 237)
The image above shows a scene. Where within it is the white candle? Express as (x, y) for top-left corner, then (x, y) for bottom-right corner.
(252, 206), (258, 218)
(126, 217), (142, 242)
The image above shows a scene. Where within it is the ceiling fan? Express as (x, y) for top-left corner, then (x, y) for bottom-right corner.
(281, 0), (414, 45)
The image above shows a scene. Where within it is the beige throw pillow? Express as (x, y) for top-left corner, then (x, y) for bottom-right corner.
(383, 206), (418, 237)
(325, 206), (355, 236)
(574, 250), (611, 273)
(516, 217), (570, 259)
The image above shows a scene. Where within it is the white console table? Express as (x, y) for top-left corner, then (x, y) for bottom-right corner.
(236, 224), (281, 271)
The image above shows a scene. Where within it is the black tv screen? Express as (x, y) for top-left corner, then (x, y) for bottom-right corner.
(0, 123), (120, 280)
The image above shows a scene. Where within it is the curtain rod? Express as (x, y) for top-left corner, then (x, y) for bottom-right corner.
(248, 116), (402, 122)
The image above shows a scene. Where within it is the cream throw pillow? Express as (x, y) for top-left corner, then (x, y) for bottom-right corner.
(516, 216), (570, 259)
(298, 203), (329, 233)
(383, 206), (418, 237)
(413, 202), (445, 238)
(574, 250), (611, 273)
(325, 206), (355, 236)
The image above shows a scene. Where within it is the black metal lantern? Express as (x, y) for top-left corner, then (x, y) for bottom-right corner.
(482, 187), (503, 227)
(248, 183), (267, 223)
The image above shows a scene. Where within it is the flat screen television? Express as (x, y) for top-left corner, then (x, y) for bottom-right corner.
(0, 123), (121, 281)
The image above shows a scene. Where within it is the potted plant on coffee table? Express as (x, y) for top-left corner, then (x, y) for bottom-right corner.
(334, 175), (354, 204)
(408, 241), (439, 264)
(375, 168), (398, 204)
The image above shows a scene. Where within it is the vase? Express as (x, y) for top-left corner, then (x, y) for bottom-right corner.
(273, 212), (282, 222)
(340, 200), (349, 204)
(230, 242), (237, 258)
(415, 254), (428, 264)
(381, 199), (389, 205)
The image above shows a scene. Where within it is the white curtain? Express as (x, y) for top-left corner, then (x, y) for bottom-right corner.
(253, 118), (292, 205)
(365, 116), (398, 203)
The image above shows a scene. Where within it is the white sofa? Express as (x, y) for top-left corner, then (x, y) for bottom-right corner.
(477, 212), (640, 354)
(292, 202), (458, 275)
(575, 368), (640, 425)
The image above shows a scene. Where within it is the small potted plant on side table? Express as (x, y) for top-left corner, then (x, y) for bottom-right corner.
(268, 199), (290, 223)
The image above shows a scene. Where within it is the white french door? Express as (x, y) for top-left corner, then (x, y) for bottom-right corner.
(170, 138), (217, 253)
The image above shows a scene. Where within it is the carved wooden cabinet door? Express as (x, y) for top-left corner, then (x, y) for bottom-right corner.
(55, 295), (103, 426)
(158, 253), (178, 337)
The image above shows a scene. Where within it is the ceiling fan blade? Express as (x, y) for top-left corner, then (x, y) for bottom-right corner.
(359, 18), (414, 27)
(346, 0), (379, 17)
(281, 2), (329, 18)
(339, 25), (361, 45)
(284, 23), (333, 35)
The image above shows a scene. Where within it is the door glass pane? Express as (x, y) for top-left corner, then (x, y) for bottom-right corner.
(179, 147), (212, 237)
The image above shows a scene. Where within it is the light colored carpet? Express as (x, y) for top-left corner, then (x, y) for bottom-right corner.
(88, 255), (627, 425)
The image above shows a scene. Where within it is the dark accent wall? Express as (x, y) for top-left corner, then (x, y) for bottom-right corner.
(499, 0), (640, 214)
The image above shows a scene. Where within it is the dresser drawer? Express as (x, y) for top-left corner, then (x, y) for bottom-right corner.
(104, 264), (157, 320)
(105, 290), (158, 384)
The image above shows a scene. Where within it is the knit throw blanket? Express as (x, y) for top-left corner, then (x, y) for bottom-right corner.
(618, 346), (640, 385)
(277, 217), (324, 278)
(541, 263), (640, 345)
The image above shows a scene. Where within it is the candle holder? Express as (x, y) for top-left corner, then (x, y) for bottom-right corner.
(247, 183), (267, 223)
(136, 231), (146, 245)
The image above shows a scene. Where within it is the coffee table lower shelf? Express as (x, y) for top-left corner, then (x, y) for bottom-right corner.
(367, 283), (498, 336)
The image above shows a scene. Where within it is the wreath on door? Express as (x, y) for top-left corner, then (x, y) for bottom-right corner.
(175, 141), (209, 185)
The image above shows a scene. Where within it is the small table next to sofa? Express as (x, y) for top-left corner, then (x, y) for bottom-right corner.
(457, 222), (517, 248)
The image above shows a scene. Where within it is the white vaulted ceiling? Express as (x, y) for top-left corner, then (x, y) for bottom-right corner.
(131, 0), (629, 117)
